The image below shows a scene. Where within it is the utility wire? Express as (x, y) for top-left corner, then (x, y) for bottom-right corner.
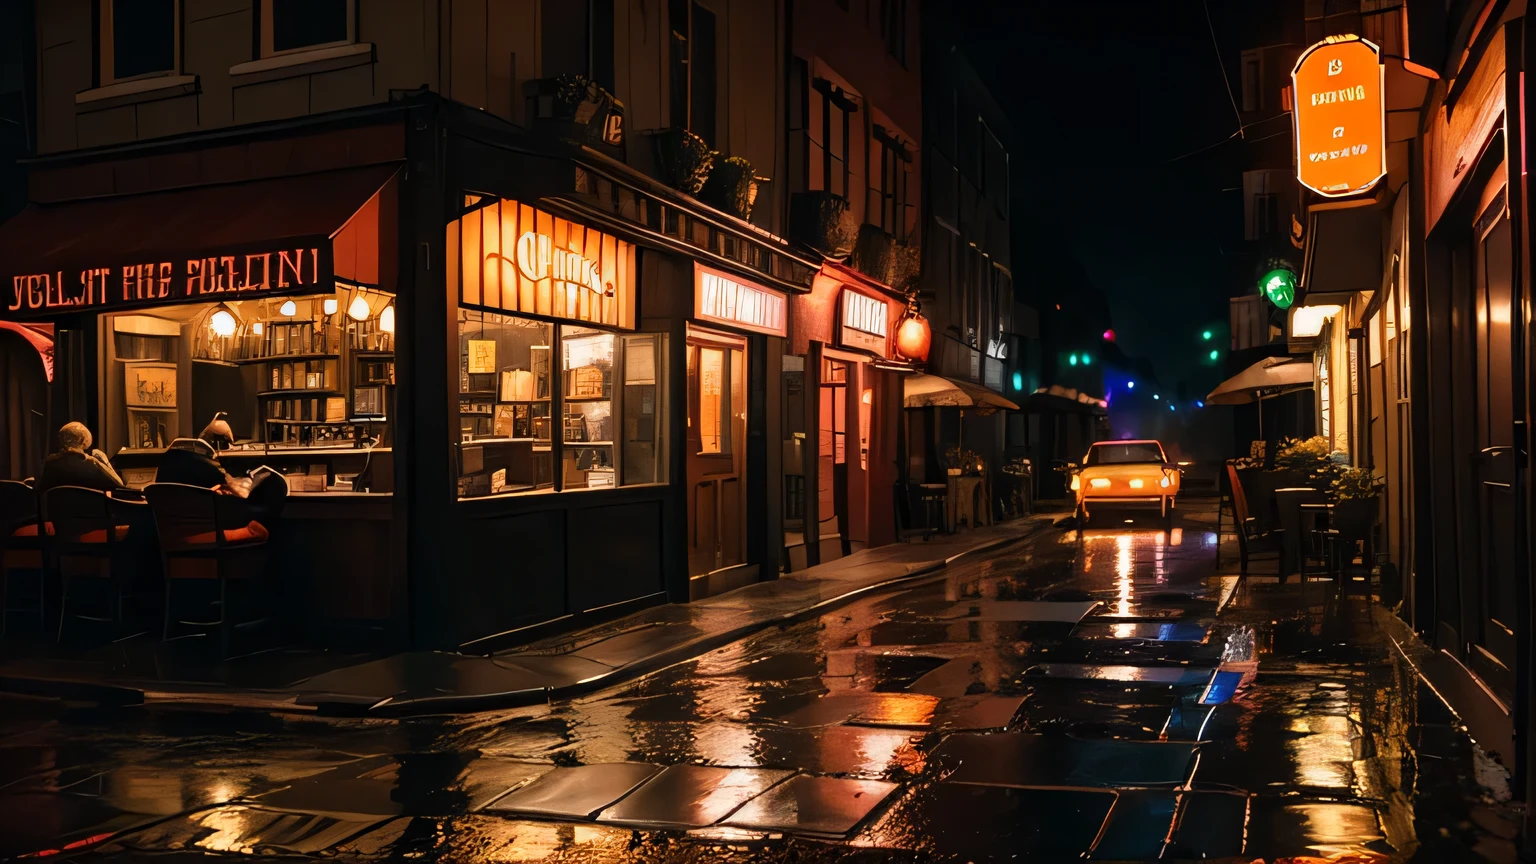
(1204, 0), (1243, 132)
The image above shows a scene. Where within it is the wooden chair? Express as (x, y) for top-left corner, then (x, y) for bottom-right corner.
(1227, 463), (1283, 577)
(0, 480), (44, 636)
(45, 486), (145, 641)
(143, 483), (270, 656)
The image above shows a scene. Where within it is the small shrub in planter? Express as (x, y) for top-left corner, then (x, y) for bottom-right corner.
(788, 191), (858, 260)
(654, 128), (716, 194)
(700, 156), (756, 219)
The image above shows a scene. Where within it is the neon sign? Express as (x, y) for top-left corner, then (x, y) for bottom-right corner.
(1292, 36), (1386, 197)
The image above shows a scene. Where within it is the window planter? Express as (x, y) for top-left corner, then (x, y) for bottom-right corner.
(788, 191), (857, 261)
(652, 127), (716, 195)
(699, 156), (757, 220)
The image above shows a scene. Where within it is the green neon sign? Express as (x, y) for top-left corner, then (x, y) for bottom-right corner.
(1261, 269), (1296, 310)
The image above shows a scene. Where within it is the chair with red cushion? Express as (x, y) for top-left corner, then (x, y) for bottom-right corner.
(143, 483), (270, 656)
(46, 485), (147, 641)
(0, 480), (44, 637)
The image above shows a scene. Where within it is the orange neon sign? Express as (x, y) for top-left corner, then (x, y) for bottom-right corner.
(1291, 36), (1386, 197)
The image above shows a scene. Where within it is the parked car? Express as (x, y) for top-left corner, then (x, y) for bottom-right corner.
(1069, 440), (1180, 527)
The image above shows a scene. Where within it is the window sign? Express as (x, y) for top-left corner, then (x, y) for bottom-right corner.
(693, 263), (787, 337)
(450, 198), (635, 330)
(839, 289), (890, 357)
(1292, 36), (1386, 197)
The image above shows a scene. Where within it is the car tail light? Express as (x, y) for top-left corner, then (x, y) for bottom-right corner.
(1090, 478), (1111, 489)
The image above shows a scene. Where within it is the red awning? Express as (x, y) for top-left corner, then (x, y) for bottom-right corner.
(0, 163), (400, 315)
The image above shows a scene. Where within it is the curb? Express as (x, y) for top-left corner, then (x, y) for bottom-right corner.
(0, 520), (1054, 718)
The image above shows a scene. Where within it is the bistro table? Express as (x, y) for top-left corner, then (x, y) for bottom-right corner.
(1274, 486), (1327, 577)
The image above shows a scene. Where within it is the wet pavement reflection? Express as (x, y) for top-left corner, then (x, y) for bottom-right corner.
(0, 500), (1519, 861)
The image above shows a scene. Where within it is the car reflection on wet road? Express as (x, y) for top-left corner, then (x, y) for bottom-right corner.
(0, 500), (1516, 861)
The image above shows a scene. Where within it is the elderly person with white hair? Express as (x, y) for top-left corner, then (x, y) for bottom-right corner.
(36, 421), (127, 494)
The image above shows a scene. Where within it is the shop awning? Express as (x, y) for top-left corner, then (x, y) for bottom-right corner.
(1301, 203), (1383, 303)
(0, 163), (401, 318)
(1206, 357), (1314, 405)
(904, 373), (1020, 411)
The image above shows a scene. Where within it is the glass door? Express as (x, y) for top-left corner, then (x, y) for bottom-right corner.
(819, 358), (849, 559)
(686, 328), (747, 576)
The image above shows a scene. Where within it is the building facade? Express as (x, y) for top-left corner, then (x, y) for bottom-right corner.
(1, 0), (920, 650)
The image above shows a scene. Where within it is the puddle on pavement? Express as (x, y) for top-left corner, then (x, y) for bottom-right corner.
(724, 774), (898, 838)
(596, 765), (794, 830)
(863, 783), (1114, 859)
(932, 732), (1196, 788)
(486, 762), (661, 820)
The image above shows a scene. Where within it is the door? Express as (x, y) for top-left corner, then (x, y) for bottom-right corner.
(1471, 192), (1516, 695)
(819, 358), (849, 559)
(686, 329), (747, 576)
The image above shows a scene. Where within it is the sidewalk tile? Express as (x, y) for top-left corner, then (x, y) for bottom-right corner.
(864, 784), (1113, 858)
(1026, 663), (1215, 685)
(724, 774), (898, 838)
(595, 765), (794, 829)
(776, 692), (940, 729)
(933, 733), (1197, 788)
(1243, 798), (1390, 858)
(930, 694), (1026, 731)
(567, 624), (708, 668)
(484, 763), (662, 820)
(1167, 790), (1248, 859)
(753, 724), (925, 779)
(1089, 790), (1178, 859)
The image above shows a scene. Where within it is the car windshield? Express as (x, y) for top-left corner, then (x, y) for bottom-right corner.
(1085, 443), (1164, 466)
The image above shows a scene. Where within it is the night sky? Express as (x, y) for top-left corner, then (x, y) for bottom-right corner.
(956, 0), (1249, 396)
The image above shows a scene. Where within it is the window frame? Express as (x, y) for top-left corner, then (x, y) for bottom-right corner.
(98, 0), (182, 86)
(260, 0), (357, 60)
(869, 124), (912, 237)
(453, 304), (668, 501)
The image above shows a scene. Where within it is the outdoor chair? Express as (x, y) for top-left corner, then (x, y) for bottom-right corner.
(895, 482), (941, 542)
(46, 485), (148, 641)
(0, 479), (44, 636)
(143, 482), (271, 657)
(1227, 463), (1283, 577)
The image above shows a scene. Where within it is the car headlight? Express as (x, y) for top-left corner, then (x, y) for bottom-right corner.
(1160, 476), (1172, 488)
(1090, 478), (1111, 489)
(1070, 475), (1080, 491)
(1129, 479), (1144, 489)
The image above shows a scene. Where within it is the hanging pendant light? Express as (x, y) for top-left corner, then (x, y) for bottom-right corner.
(894, 297), (932, 362)
(347, 293), (371, 321)
(323, 297), (339, 316)
(209, 304), (239, 337)
(279, 299), (298, 317)
(379, 304), (396, 333)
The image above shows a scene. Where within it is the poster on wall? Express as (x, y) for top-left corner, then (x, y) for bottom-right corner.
(467, 339), (497, 374)
(124, 362), (177, 408)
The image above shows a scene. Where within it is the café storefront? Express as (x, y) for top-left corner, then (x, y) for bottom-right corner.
(786, 261), (911, 570)
(0, 96), (824, 651)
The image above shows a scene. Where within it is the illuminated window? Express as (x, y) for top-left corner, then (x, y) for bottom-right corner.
(261, 0), (354, 58)
(99, 0), (178, 85)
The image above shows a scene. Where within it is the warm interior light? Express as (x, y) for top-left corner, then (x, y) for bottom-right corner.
(379, 304), (396, 333)
(323, 298), (339, 316)
(348, 294), (371, 321)
(209, 308), (237, 337)
(279, 299), (298, 317)
(251, 321), (264, 336)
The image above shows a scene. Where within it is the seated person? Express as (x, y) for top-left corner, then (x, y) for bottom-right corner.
(155, 416), (238, 490)
(37, 422), (128, 495)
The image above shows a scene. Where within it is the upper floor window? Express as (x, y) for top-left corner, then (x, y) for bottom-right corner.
(880, 0), (907, 66)
(810, 78), (858, 200)
(99, 0), (179, 85)
(869, 125), (912, 237)
(542, 0), (616, 93)
(261, 0), (355, 58)
(669, 0), (718, 145)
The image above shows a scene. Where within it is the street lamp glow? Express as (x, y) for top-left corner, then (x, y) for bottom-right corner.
(1196, 401), (1205, 408)
(1209, 349), (1219, 361)
(1202, 330), (1212, 340)
(1152, 394), (1160, 400)
(1081, 354), (1092, 365)
(1169, 404), (1176, 412)
(1069, 354), (1078, 366)
(1126, 380), (1135, 389)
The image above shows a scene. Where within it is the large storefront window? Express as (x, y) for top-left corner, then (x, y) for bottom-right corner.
(448, 195), (662, 501)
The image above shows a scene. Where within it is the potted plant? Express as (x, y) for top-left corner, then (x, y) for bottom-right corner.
(788, 191), (858, 260)
(1329, 466), (1378, 560)
(699, 156), (756, 220)
(653, 127), (716, 194)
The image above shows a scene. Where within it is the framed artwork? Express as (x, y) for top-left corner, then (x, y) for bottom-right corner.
(467, 339), (497, 374)
(124, 362), (177, 408)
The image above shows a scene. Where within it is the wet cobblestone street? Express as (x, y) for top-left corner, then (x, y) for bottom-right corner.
(0, 500), (1518, 862)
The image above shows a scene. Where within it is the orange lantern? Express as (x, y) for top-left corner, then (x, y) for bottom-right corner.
(895, 306), (931, 362)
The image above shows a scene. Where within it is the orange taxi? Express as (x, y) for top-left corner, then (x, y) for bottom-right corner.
(1070, 439), (1180, 525)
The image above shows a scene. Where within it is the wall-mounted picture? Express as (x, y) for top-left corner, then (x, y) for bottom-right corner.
(468, 339), (497, 374)
(124, 362), (177, 408)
